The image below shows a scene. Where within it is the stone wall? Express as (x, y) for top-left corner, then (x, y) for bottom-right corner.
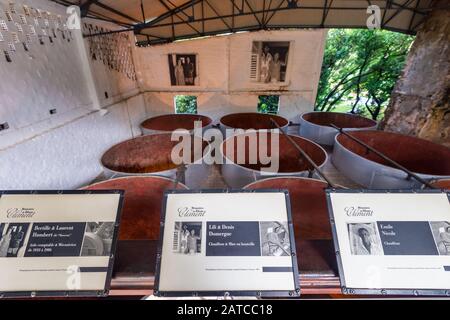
(382, 4), (449, 147)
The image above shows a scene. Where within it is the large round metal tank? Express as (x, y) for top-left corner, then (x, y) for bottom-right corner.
(140, 113), (213, 135)
(82, 176), (188, 240)
(101, 133), (211, 189)
(244, 177), (332, 240)
(221, 131), (328, 188)
(219, 112), (289, 137)
(431, 179), (450, 190)
(332, 130), (450, 189)
(299, 112), (377, 146)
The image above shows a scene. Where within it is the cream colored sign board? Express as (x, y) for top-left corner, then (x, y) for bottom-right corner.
(328, 192), (450, 294)
(156, 192), (299, 297)
(0, 192), (122, 295)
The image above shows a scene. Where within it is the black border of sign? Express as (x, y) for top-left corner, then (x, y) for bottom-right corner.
(326, 188), (450, 297)
(153, 189), (300, 298)
(0, 189), (124, 299)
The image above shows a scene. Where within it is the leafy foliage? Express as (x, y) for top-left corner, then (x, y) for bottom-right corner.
(175, 95), (197, 114)
(258, 95), (280, 114)
(315, 29), (414, 120)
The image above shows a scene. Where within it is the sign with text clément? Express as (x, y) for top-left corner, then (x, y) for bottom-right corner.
(327, 190), (450, 296)
(0, 191), (123, 298)
(155, 191), (299, 297)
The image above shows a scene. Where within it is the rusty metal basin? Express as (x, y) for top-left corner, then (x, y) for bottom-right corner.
(431, 179), (450, 190)
(219, 112), (289, 136)
(101, 133), (211, 188)
(244, 177), (332, 240)
(221, 131), (328, 188)
(140, 113), (213, 135)
(82, 176), (188, 240)
(333, 130), (450, 189)
(299, 112), (378, 146)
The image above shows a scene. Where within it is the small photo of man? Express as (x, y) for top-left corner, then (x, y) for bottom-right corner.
(348, 223), (384, 255)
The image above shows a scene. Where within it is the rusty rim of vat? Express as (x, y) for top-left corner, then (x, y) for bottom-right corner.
(431, 179), (450, 190)
(82, 176), (188, 240)
(336, 130), (450, 176)
(101, 133), (209, 175)
(220, 112), (289, 130)
(141, 113), (213, 132)
(221, 132), (328, 173)
(301, 111), (377, 129)
(244, 177), (332, 240)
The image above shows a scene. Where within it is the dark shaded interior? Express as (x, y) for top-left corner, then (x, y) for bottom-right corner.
(141, 114), (212, 131)
(302, 112), (377, 128)
(220, 112), (289, 130)
(101, 133), (208, 174)
(222, 132), (327, 172)
(82, 177), (188, 240)
(245, 178), (331, 240)
(337, 131), (450, 175)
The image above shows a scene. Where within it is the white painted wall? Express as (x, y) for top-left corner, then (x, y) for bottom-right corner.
(133, 29), (327, 122)
(0, 1), (326, 190)
(0, 0), (144, 189)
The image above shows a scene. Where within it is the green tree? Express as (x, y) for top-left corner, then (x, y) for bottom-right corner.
(175, 95), (197, 114)
(315, 29), (414, 120)
(258, 95), (280, 114)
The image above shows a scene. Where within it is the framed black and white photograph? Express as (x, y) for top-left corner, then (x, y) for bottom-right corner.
(172, 222), (202, 255)
(0, 223), (30, 258)
(327, 190), (450, 296)
(259, 221), (291, 256)
(81, 222), (115, 257)
(168, 53), (198, 86)
(430, 221), (450, 256)
(348, 222), (383, 255)
(154, 190), (300, 297)
(250, 41), (290, 84)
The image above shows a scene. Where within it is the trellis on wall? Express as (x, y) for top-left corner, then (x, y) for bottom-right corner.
(83, 23), (137, 81)
(0, 1), (72, 63)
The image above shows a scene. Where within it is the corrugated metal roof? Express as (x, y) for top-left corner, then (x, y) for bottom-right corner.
(53, 0), (441, 45)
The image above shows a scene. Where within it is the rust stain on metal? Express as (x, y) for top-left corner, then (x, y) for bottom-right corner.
(431, 179), (450, 189)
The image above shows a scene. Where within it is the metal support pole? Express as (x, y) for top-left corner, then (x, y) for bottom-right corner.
(270, 118), (336, 188)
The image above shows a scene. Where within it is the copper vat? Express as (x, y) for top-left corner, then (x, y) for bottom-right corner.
(101, 133), (210, 188)
(299, 112), (377, 146)
(221, 132), (328, 188)
(82, 176), (188, 240)
(140, 113), (213, 135)
(219, 112), (289, 135)
(333, 130), (450, 188)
